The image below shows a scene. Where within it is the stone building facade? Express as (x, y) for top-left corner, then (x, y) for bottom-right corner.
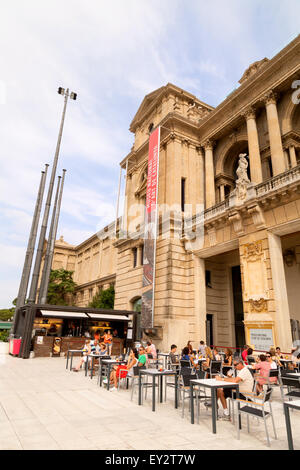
(50, 36), (300, 352)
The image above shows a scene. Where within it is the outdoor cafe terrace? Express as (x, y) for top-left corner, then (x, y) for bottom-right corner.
(0, 346), (299, 451)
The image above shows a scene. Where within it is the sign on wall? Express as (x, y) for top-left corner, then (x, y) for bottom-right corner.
(141, 126), (160, 328)
(249, 328), (274, 351)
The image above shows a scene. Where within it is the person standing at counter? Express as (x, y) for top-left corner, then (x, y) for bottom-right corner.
(94, 330), (101, 342)
(103, 330), (113, 355)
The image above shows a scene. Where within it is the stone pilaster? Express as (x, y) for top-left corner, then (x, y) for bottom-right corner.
(193, 255), (207, 341)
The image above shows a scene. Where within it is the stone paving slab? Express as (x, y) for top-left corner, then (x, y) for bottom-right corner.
(0, 354), (299, 450)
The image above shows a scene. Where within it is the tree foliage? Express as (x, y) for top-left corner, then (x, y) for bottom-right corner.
(0, 308), (14, 321)
(0, 298), (16, 321)
(88, 286), (115, 309)
(47, 269), (77, 305)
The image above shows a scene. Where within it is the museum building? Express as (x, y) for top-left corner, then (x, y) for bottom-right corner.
(46, 36), (300, 353)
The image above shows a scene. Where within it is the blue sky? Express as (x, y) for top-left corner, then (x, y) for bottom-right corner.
(0, 0), (299, 308)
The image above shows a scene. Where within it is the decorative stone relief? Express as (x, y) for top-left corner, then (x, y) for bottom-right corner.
(228, 210), (244, 235)
(247, 203), (266, 230)
(240, 240), (269, 302)
(206, 225), (217, 246)
(249, 298), (268, 313)
(239, 57), (269, 84)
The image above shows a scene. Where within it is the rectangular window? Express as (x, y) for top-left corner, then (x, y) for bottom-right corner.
(133, 247), (138, 268)
(140, 244), (144, 266)
(205, 270), (212, 288)
(181, 178), (186, 212)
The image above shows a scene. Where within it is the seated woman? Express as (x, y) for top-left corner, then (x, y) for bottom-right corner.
(126, 348), (139, 376)
(187, 341), (193, 355)
(202, 346), (213, 372)
(269, 348), (282, 368)
(253, 354), (276, 394)
(181, 347), (190, 362)
(266, 352), (278, 370)
(146, 340), (157, 359)
(99, 342), (108, 356)
(109, 348), (139, 390)
(223, 348), (233, 366)
(73, 339), (91, 372)
(189, 351), (200, 370)
(213, 347), (221, 361)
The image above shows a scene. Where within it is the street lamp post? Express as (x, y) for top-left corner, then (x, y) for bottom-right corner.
(27, 88), (77, 305)
(39, 169), (67, 304)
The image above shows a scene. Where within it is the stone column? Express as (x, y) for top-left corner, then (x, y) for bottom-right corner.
(204, 140), (215, 209)
(264, 91), (286, 176)
(289, 145), (298, 168)
(268, 232), (293, 352)
(284, 149), (290, 169)
(194, 255), (207, 341)
(197, 146), (205, 206)
(219, 184), (225, 202)
(243, 107), (263, 183)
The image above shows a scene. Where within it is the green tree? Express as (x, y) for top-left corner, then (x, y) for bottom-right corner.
(0, 299), (16, 321)
(88, 286), (115, 309)
(47, 269), (77, 305)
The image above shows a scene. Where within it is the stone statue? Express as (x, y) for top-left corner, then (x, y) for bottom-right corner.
(235, 153), (250, 200)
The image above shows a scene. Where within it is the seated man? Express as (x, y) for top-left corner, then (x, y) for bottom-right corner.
(169, 344), (179, 365)
(215, 359), (254, 420)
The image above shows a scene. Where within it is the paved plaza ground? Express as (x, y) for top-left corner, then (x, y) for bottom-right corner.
(0, 355), (299, 450)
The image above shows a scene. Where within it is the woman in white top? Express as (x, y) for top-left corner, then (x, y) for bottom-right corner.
(126, 348), (138, 376)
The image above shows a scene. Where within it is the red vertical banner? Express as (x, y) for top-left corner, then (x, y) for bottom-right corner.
(141, 127), (160, 328)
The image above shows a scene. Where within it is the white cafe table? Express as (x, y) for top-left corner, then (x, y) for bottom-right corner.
(190, 378), (239, 434)
(283, 400), (300, 450)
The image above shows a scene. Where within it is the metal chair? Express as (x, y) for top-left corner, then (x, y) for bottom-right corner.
(180, 359), (191, 369)
(247, 356), (256, 365)
(178, 372), (197, 418)
(129, 366), (150, 402)
(208, 360), (222, 378)
(280, 376), (300, 402)
(236, 387), (277, 447)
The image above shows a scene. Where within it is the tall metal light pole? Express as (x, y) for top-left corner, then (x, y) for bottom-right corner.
(11, 165), (49, 334)
(27, 88), (77, 304)
(38, 175), (61, 303)
(39, 169), (66, 304)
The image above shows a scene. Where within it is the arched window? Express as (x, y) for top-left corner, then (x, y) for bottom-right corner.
(133, 297), (141, 312)
(132, 297), (142, 340)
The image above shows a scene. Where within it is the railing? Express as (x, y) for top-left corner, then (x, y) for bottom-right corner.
(255, 163), (300, 197)
(191, 164), (300, 226)
(204, 197), (230, 222)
